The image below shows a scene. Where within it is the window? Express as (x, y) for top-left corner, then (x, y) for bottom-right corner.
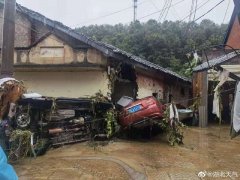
(40, 47), (64, 58)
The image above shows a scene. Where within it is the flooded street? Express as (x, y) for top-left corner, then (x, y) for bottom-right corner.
(14, 125), (240, 179)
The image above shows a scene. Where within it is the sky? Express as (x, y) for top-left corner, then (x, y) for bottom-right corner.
(16, 0), (234, 28)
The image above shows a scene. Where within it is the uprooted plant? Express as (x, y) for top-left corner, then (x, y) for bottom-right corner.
(90, 90), (109, 103)
(8, 129), (32, 161)
(105, 108), (120, 138)
(158, 106), (185, 146)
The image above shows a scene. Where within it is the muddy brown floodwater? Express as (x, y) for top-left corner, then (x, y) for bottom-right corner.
(14, 125), (240, 180)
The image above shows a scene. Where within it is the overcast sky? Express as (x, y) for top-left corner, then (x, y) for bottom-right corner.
(16, 0), (234, 28)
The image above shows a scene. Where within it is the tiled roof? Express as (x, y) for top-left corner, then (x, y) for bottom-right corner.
(13, 3), (191, 83)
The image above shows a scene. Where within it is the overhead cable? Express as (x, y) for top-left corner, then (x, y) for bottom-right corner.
(180, 0), (211, 22)
(193, 0), (226, 23)
(139, 0), (185, 20)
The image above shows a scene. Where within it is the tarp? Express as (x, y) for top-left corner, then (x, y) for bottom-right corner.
(0, 78), (18, 86)
(0, 146), (18, 180)
(22, 93), (42, 99)
(212, 70), (229, 118)
(169, 104), (179, 126)
(231, 81), (240, 138)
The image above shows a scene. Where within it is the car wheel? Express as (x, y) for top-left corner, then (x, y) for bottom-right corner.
(16, 113), (31, 129)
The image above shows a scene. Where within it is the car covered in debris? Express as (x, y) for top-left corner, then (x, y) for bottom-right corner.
(176, 104), (194, 125)
(118, 96), (165, 128)
(14, 95), (113, 146)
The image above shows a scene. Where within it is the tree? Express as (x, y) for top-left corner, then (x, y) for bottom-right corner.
(75, 19), (227, 77)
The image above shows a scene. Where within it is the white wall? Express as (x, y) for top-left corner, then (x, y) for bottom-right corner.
(14, 71), (110, 98)
(136, 73), (164, 99)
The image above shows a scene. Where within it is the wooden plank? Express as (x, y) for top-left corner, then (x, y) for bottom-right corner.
(192, 72), (198, 98)
(199, 71), (208, 127)
(215, 66), (240, 81)
(192, 71), (208, 127)
(1, 0), (16, 77)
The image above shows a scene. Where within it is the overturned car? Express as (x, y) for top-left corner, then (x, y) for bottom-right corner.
(118, 96), (165, 128)
(12, 94), (113, 146)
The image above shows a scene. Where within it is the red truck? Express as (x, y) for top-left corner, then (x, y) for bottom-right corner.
(119, 96), (165, 128)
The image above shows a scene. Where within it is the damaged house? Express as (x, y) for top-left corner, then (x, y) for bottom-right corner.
(193, 0), (240, 127)
(0, 2), (191, 106)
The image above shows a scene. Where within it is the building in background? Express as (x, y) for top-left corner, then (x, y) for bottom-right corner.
(0, 2), (191, 106)
(193, 0), (240, 126)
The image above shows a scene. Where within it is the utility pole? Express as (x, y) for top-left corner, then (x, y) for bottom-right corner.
(1, 0), (16, 77)
(133, 0), (138, 22)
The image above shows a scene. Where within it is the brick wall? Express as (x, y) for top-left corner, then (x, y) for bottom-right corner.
(226, 16), (240, 49)
(15, 12), (31, 47)
(0, 8), (31, 47)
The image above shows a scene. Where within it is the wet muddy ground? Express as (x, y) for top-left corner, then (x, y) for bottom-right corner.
(14, 125), (240, 179)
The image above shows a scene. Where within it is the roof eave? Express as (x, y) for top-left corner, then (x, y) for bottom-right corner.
(16, 3), (191, 83)
(223, 0), (240, 45)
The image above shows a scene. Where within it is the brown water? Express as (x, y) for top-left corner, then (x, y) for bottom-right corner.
(14, 125), (240, 179)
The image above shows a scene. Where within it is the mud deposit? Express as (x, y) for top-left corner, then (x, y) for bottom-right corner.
(14, 125), (240, 179)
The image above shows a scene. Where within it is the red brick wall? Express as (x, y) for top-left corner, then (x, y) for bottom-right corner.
(226, 16), (240, 49)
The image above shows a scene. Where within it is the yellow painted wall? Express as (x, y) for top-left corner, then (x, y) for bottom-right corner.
(136, 73), (164, 99)
(16, 35), (107, 66)
(29, 34), (75, 64)
(14, 71), (110, 98)
(87, 48), (107, 65)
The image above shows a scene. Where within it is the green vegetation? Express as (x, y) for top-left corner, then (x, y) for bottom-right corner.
(76, 19), (227, 77)
(9, 130), (32, 161)
(159, 106), (185, 146)
(105, 109), (119, 138)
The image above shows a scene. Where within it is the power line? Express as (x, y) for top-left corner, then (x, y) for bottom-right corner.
(149, 0), (178, 22)
(222, 0), (230, 24)
(158, 0), (168, 22)
(4, 0), (183, 47)
(189, 0), (195, 22)
(163, 0), (173, 22)
(74, 7), (132, 27)
(179, 0), (211, 22)
(187, 0), (198, 36)
(139, 0), (186, 20)
(193, 0), (225, 23)
(180, 0), (225, 54)
(70, 0), (148, 27)
(193, 0), (198, 21)
(148, 0), (159, 10)
(171, 6), (181, 19)
(3, 0), (226, 47)
(133, 0), (138, 22)
(148, 0), (172, 20)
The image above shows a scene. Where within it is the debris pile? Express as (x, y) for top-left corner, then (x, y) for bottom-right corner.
(0, 78), (26, 153)
(0, 78), (187, 160)
(158, 104), (185, 146)
(8, 130), (32, 161)
(0, 78), (25, 119)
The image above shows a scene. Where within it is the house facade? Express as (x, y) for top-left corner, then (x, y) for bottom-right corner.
(0, 2), (191, 106)
(192, 0), (240, 127)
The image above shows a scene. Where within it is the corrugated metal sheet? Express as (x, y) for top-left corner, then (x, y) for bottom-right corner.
(193, 51), (240, 72)
(208, 65), (240, 81)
